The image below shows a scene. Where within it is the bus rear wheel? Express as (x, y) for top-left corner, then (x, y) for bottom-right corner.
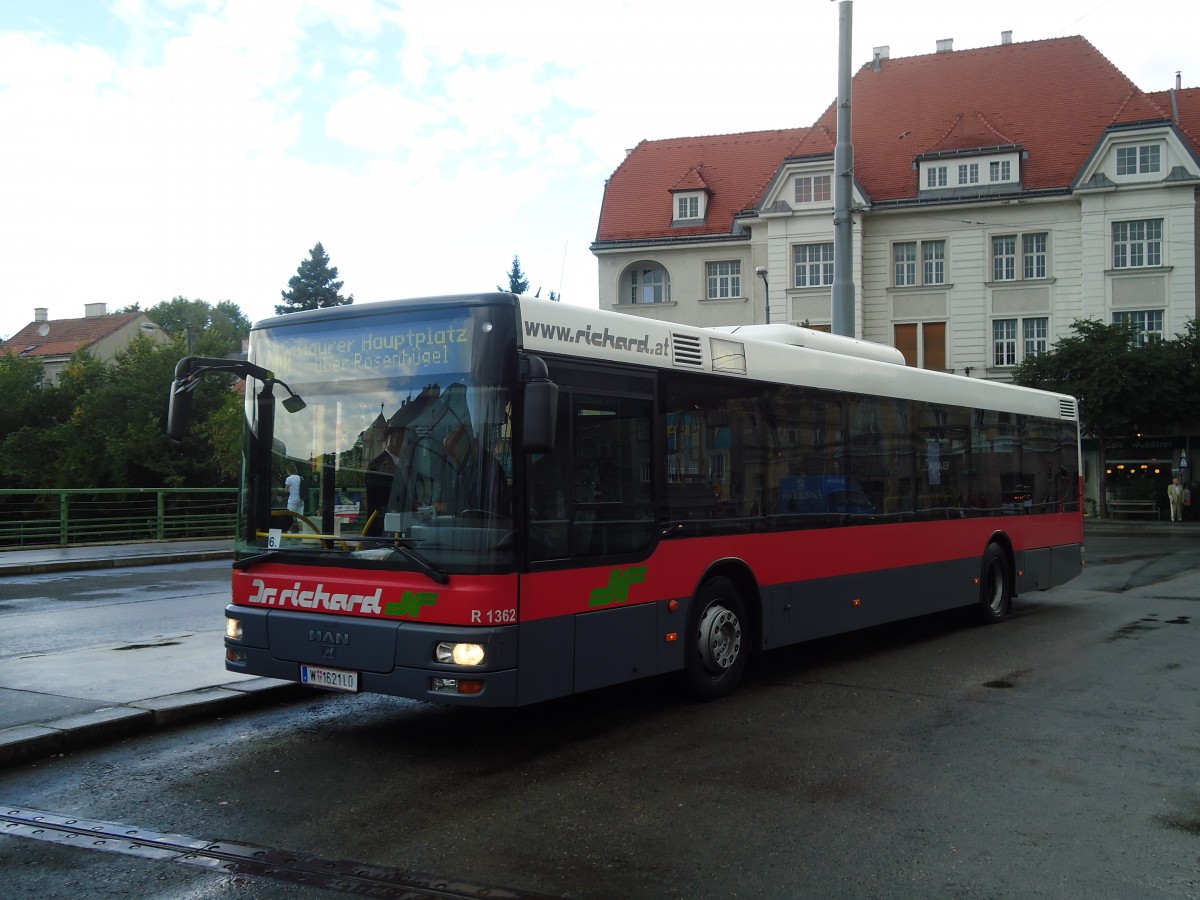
(977, 543), (1013, 623)
(684, 576), (748, 701)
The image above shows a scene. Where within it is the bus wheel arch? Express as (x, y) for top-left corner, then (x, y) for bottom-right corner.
(978, 537), (1015, 624)
(683, 563), (759, 701)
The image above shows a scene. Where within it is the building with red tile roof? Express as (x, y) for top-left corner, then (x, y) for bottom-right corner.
(1, 303), (169, 383)
(592, 35), (1199, 382)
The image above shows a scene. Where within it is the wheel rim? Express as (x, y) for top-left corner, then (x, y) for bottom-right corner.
(697, 603), (742, 674)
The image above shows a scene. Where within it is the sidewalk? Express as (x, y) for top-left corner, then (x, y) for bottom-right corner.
(0, 539), (309, 767)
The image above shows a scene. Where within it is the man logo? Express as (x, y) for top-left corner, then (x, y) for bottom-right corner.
(308, 630), (349, 645)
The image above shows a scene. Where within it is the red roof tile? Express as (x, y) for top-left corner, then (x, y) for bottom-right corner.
(595, 36), (1193, 243)
(596, 128), (808, 243)
(1, 312), (145, 358)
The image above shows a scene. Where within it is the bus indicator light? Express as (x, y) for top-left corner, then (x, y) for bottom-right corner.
(431, 678), (484, 695)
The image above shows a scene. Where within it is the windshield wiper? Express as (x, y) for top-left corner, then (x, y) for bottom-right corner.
(233, 551), (284, 571)
(352, 536), (450, 585)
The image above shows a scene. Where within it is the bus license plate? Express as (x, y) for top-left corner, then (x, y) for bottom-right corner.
(300, 664), (359, 692)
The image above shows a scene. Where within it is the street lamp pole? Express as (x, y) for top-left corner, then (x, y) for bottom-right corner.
(755, 266), (770, 325)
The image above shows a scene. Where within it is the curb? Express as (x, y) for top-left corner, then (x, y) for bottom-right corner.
(0, 549), (234, 577)
(0, 680), (313, 768)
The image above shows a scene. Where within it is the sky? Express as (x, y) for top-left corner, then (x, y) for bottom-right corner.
(1, 0), (1197, 341)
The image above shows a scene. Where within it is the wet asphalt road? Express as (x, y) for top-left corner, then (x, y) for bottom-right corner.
(0, 532), (1198, 899)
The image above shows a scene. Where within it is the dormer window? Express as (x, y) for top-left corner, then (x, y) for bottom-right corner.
(1116, 143), (1160, 176)
(672, 190), (706, 225)
(925, 166), (947, 188)
(989, 160), (1012, 183)
(794, 174), (831, 203)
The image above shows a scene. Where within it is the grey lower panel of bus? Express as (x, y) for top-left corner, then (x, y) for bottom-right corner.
(226, 543), (1082, 706)
(1015, 543), (1082, 595)
(226, 607), (523, 707)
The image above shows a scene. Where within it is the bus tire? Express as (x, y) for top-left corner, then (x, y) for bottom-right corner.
(977, 543), (1013, 623)
(684, 576), (748, 701)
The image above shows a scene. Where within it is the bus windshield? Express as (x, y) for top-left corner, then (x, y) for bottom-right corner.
(241, 305), (516, 574)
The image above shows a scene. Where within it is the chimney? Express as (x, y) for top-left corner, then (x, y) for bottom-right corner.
(84, 302), (107, 318)
(1001, 31), (1012, 45)
(34, 307), (48, 323)
(872, 45), (889, 70)
(936, 38), (953, 53)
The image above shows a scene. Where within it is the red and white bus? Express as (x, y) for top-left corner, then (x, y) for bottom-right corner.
(169, 293), (1083, 705)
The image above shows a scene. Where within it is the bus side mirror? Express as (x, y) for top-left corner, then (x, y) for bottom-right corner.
(522, 355), (558, 454)
(166, 374), (195, 443)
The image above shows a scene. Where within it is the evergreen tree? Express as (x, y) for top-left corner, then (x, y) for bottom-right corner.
(499, 255), (530, 294)
(277, 242), (354, 315)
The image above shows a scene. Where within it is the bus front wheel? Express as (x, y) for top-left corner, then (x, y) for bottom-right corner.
(978, 543), (1013, 623)
(684, 576), (748, 701)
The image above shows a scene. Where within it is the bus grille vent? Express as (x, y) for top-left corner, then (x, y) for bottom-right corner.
(1059, 398), (1078, 420)
(672, 333), (703, 368)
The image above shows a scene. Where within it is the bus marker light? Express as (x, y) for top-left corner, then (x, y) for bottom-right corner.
(972, 578), (981, 585)
(436, 642), (485, 666)
(226, 619), (243, 640)
(1017, 570), (1024, 577)
(668, 599), (680, 612)
(458, 680), (484, 695)
(665, 632), (678, 642)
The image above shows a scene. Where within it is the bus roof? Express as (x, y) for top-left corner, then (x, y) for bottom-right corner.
(515, 295), (1077, 422)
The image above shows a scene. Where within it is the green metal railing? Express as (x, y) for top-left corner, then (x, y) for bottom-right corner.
(0, 488), (238, 548)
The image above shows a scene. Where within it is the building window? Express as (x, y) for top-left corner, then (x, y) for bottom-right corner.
(923, 241), (946, 285)
(989, 160), (1011, 182)
(925, 166), (948, 188)
(794, 175), (831, 203)
(794, 243), (834, 288)
(894, 322), (946, 370)
(993, 319), (1017, 366)
(1023, 317), (1048, 357)
(992, 236), (1016, 281)
(1114, 310), (1164, 346)
(630, 267), (670, 304)
(706, 261), (741, 299)
(993, 317), (1048, 366)
(894, 243), (916, 286)
(1116, 144), (1161, 176)
(893, 240), (946, 287)
(958, 162), (979, 184)
(1112, 219), (1162, 268)
(1023, 234), (1047, 279)
(676, 195), (700, 220)
(991, 232), (1048, 281)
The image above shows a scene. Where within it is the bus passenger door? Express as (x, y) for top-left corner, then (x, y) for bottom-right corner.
(526, 366), (656, 563)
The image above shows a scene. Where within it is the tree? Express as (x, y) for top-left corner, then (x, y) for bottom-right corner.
(277, 242), (353, 315)
(498, 255), (529, 294)
(144, 297), (251, 357)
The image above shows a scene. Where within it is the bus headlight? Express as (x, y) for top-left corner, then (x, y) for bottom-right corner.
(226, 618), (243, 641)
(436, 641), (485, 666)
